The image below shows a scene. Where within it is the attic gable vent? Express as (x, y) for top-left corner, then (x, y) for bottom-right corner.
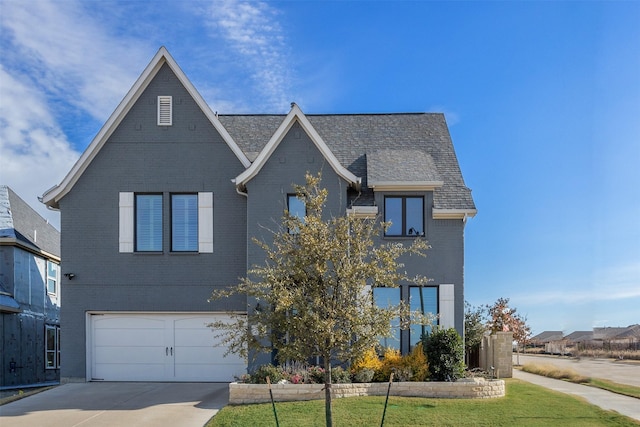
(157, 96), (172, 126)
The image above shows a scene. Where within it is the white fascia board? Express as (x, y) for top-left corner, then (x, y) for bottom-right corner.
(234, 104), (361, 190)
(369, 181), (444, 192)
(42, 47), (250, 209)
(346, 206), (378, 218)
(432, 208), (478, 220)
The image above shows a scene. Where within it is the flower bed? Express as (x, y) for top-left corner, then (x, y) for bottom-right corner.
(229, 378), (505, 404)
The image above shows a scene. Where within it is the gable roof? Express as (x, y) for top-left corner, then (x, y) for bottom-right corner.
(232, 104), (361, 191)
(42, 46), (251, 209)
(221, 112), (476, 217)
(0, 185), (60, 259)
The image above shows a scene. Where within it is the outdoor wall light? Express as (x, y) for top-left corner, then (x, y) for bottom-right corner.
(64, 273), (76, 280)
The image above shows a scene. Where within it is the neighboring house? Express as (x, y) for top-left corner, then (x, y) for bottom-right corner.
(564, 330), (594, 351)
(0, 186), (61, 389)
(41, 47), (476, 383)
(593, 325), (640, 350)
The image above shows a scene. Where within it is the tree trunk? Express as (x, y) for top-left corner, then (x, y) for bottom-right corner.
(324, 359), (333, 427)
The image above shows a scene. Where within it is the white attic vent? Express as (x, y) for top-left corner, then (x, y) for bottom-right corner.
(157, 96), (172, 126)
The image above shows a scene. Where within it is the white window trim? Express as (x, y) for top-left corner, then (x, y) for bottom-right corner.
(119, 192), (134, 253)
(157, 96), (173, 126)
(47, 260), (59, 295)
(198, 192), (213, 253)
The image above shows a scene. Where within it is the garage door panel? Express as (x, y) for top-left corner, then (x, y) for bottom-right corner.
(91, 314), (246, 382)
(94, 328), (164, 347)
(94, 316), (165, 329)
(94, 346), (165, 364)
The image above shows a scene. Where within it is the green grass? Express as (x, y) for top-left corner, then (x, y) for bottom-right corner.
(206, 379), (640, 426)
(521, 363), (640, 399)
(587, 378), (640, 400)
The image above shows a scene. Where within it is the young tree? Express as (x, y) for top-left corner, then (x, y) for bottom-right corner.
(486, 297), (531, 365)
(464, 301), (487, 366)
(209, 173), (430, 427)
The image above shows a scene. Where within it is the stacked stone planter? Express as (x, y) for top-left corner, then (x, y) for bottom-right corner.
(229, 378), (505, 404)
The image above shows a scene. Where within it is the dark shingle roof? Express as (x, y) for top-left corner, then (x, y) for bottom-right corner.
(564, 331), (594, 342)
(218, 113), (475, 211)
(0, 185), (60, 257)
(530, 331), (564, 343)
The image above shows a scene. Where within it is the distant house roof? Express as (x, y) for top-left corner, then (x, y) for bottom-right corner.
(0, 185), (60, 259)
(530, 331), (564, 343)
(593, 327), (630, 340)
(594, 325), (640, 341)
(564, 331), (594, 342)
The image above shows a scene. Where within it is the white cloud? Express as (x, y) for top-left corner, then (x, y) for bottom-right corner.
(203, 0), (293, 112)
(0, 65), (78, 229)
(1, 0), (150, 120)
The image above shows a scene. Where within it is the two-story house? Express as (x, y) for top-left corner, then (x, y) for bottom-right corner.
(1, 186), (61, 389)
(42, 47), (476, 383)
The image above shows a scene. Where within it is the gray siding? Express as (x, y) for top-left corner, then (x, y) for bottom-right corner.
(244, 121), (348, 367)
(59, 64), (248, 381)
(372, 191), (465, 354)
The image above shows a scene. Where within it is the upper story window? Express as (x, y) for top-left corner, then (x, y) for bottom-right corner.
(46, 260), (59, 295)
(136, 194), (163, 252)
(172, 194), (198, 252)
(157, 96), (172, 126)
(287, 194), (306, 234)
(384, 196), (424, 237)
(120, 192), (213, 254)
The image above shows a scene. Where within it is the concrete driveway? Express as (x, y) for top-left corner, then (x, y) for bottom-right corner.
(0, 382), (229, 427)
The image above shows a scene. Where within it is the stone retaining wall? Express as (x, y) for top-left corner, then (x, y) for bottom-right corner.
(229, 378), (505, 404)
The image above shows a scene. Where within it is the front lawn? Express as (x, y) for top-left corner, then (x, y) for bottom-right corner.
(207, 379), (639, 426)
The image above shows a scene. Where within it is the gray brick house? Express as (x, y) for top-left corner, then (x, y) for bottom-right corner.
(1, 186), (61, 388)
(42, 47), (476, 383)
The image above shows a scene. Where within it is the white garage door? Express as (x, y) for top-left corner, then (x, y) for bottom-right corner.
(91, 313), (246, 382)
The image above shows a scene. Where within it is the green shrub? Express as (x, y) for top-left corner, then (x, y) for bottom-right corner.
(249, 364), (286, 384)
(353, 368), (375, 383)
(331, 366), (351, 383)
(422, 328), (465, 382)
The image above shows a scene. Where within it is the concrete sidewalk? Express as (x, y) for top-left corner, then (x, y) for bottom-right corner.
(513, 369), (640, 422)
(0, 382), (229, 427)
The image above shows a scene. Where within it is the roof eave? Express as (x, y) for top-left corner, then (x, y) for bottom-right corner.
(432, 208), (478, 220)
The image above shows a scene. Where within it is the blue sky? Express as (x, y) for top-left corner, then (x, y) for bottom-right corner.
(1, 0), (638, 335)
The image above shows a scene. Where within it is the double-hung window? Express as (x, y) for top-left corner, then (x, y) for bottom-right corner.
(172, 194), (198, 252)
(45, 325), (60, 369)
(136, 194), (163, 251)
(47, 261), (59, 295)
(287, 194), (306, 234)
(384, 196), (424, 237)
